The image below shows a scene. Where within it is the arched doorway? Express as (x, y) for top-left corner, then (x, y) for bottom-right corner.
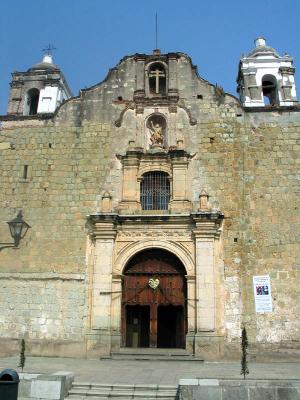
(121, 248), (187, 349)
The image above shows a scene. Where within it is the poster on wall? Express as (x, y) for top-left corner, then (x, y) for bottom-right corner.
(253, 275), (272, 313)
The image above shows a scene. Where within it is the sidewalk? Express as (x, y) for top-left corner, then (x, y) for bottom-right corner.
(0, 356), (299, 385)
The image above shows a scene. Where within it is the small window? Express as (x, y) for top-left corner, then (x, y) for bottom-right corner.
(23, 165), (28, 179)
(262, 75), (277, 106)
(148, 63), (166, 95)
(140, 171), (170, 210)
(25, 88), (40, 115)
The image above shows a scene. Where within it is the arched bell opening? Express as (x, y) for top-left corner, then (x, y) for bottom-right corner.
(121, 248), (187, 349)
(24, 88), (40, 115)
(262, 75), (278, 106)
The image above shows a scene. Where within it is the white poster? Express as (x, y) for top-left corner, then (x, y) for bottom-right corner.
(253, 275), (272, 313)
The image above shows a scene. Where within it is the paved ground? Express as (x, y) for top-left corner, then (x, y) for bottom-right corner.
(0, 357), (300, 385)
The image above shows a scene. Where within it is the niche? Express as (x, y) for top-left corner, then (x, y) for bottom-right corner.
(146, 114), (167, 148)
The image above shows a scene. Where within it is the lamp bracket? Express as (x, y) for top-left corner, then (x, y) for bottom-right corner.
(0, 242), (17, 252)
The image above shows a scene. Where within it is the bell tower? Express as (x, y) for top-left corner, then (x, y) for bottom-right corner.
(7, 54), (72, 116)
(237, 38), (298, 107)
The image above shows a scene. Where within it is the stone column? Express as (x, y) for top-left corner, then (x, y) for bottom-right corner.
(169, 149), (191, 212)
(192, 215), (224, 359)
(195, 237), (215, 331)
(86, 218), (117, 357)
(136, 56), (145, 92)
(110, 274), (122, 351)
(134, 55), (146, 99)
(168, 54), (179, 101)
(118, 149), (142, 213)
(186, 275), (196, 354)
(7, 80), (23, 115)
(279, 67), (297, 103)
(247, 73), (261, 101)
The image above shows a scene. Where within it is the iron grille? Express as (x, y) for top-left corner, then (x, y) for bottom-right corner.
(140, 172), (170, 210)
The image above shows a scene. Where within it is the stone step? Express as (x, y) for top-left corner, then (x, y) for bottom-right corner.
(108, 348), (201, 361)
(67, 397), (110, 400)
(66, 382), (178, 399)
(111, 347), (187, 354)
(109, 354), (199, 361)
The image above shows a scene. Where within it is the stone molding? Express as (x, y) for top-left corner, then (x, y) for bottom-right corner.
(192, 213), (223, 239)
(113, 238), (195, 275)
(87, 211), (223, 276)
(0, 272), (85, 281)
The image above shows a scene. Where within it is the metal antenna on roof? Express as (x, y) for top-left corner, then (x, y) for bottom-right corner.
(155, 12), (158, 50)
(42, 44), (57, 56)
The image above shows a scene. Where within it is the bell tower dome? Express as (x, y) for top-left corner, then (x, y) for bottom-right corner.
(7, 53), (72, 116)
(237, 38), (298, 107)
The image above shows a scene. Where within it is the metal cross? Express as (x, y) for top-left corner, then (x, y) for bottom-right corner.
(42, 44), (57, 56)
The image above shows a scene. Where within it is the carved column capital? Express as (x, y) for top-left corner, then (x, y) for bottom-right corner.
(88, 214), (118, 240)
(192, 212), (224, 239)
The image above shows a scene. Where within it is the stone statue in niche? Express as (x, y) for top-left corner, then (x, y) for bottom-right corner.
(149, 121), (163, 146)
(147, 114), (166, 148)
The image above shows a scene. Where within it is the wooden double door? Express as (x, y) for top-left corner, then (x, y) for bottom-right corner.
(121, 249), (187, 348)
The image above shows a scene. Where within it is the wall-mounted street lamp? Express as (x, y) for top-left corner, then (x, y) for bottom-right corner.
(0, 211), (30, 251)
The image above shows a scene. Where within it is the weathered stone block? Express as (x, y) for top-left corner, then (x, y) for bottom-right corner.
(277, 388), (300, 400)
(249, 387), (275, 400)
(222, 387), (248, 400)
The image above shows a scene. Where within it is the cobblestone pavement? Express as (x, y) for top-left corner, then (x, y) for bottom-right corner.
(0, 357), (299, 385)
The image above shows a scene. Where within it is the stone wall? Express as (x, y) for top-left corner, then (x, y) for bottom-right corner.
(239, 115), (300, 356)
(0, 274), (87, 357)
(179, 379), (300, 400)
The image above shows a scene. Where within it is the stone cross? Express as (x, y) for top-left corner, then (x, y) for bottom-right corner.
(149, 67), (165, 94)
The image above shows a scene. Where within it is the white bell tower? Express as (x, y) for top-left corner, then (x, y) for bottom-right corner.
(7, 53), (72, 116)
(237, 38), (298, 107)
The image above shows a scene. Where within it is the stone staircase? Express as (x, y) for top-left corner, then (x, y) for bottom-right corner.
(106, 348), (202, 361)
(66, 382), (178, 399)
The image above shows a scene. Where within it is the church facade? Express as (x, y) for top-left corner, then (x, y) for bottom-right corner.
(0, 38), (299, 360)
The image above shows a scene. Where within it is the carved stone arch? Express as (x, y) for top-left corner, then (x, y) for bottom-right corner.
(114, 239), (194, 276)
(146, 112), (167, 128)
(137, 164), (172, 180)
(145, 60), (168, 74)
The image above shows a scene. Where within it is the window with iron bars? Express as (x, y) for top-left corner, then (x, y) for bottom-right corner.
(140, 171), (170, 210)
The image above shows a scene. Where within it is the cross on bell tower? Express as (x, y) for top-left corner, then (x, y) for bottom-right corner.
(42, 44), (57, 56)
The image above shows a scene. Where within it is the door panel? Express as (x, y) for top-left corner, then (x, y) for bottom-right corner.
(125, 305), (150, 347)
(157, 305), (185, 348)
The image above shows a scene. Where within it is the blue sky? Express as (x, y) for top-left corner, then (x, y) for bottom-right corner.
(1, 0), (299, 114)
